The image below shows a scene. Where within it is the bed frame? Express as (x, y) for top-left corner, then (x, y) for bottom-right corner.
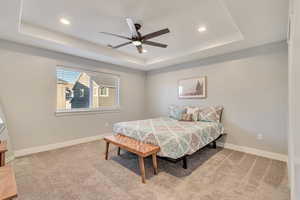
(157, 134), (223, 169)
(157, 109), (224, 169)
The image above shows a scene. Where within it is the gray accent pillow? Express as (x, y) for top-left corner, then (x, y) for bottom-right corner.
(199, 106), (223, 122)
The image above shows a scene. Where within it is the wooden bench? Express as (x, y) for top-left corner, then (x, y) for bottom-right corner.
(0, 141), (8, 167)
(0, 165), (18, 200)
(104, 134), (160, 183)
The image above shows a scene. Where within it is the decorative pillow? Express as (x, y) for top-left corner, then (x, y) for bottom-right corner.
(199, 106), (223, 122)
(168, 105), (186, 120)
(185, 106), (201, 121)
(180, 113), (193, 121)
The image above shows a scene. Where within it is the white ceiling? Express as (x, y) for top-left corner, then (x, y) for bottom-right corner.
(0, 0), (288, 71)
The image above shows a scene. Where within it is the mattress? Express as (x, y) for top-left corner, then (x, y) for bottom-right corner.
(113, 117), (224, 159)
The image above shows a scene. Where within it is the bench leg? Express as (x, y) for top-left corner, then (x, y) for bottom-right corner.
(152, 154), (158, 175)
(0, 152), (5, 167)
(117, 147), (121, 156)
(105, 142), (110, 160)
(138, 156), (146, 183)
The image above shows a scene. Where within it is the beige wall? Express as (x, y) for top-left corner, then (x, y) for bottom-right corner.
(146, 44), (288, 154)
(0, 39), (288, 156)
(0, 40), (146, 151)
(0, 102), (13, 159)
(288, 0), (300, 196)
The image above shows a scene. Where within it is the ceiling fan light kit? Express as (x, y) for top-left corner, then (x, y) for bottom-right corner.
(100, 18), (170, 54)
(132, 41), (142, 46)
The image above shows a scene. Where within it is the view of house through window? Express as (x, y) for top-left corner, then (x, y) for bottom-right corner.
(56, 67), (119, 112)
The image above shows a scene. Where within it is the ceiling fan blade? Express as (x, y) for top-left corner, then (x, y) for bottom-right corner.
(111, 41), (132, 48)
(99, 32), (131, 40)
(136, 45), (143, 54)
(143, 41), (168, 48)
(142, 28), (170, 40)
(126, 18), (139, 38)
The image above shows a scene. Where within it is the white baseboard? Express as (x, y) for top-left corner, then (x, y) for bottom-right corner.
(217, 142), (288, 162)
(11, 134), (287, 162)
(14, 134), (111, 158)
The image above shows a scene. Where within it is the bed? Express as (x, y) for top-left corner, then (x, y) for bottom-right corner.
(113, 117), (224, 168)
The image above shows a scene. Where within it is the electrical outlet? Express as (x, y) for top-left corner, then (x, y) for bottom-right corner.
(257, 134), (263, 140)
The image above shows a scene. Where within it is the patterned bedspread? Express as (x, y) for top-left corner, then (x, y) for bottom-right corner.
(113, 117), (224, 159)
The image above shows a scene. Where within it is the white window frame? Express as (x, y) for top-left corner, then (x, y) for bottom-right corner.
(55, 65), (120, 116)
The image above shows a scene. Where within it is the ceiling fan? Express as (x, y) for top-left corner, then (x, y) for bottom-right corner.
(100, 18), (170, 53)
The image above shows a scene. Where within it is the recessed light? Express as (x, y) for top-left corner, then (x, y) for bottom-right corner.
(142, 49), (147, 53)
(132, 41), (142, 46)
(198, 26), (207, 32)
(60, 18), (71, 25)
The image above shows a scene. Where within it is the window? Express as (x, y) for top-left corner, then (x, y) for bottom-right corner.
(79, 89), (85, 98)
(56, 67), (120, 113)
(99, 87), (109, 97)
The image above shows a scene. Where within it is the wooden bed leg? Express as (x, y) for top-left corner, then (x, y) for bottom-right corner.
(105, 142), (110, 160)
(183, 157), (187, 169)
(117, 147), (121, 156)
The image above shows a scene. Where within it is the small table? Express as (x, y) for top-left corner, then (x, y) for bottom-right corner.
(0, 141), (8, 167)
(0, 165), (18, 200)
(104, 134), (160, 183)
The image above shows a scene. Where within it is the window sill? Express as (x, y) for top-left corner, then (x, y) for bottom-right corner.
(55, 107), (121, 117)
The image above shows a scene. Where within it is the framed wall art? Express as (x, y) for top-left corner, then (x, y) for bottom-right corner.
(178, 76), (207, 99)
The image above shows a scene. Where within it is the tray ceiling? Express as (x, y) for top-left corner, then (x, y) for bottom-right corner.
(0, 0), (288, 70)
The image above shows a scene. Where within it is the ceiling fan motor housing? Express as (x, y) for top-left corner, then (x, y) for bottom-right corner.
(134, 23), (142, 31)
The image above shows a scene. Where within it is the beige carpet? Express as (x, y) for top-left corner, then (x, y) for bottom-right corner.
(12, 140), (290, 200)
